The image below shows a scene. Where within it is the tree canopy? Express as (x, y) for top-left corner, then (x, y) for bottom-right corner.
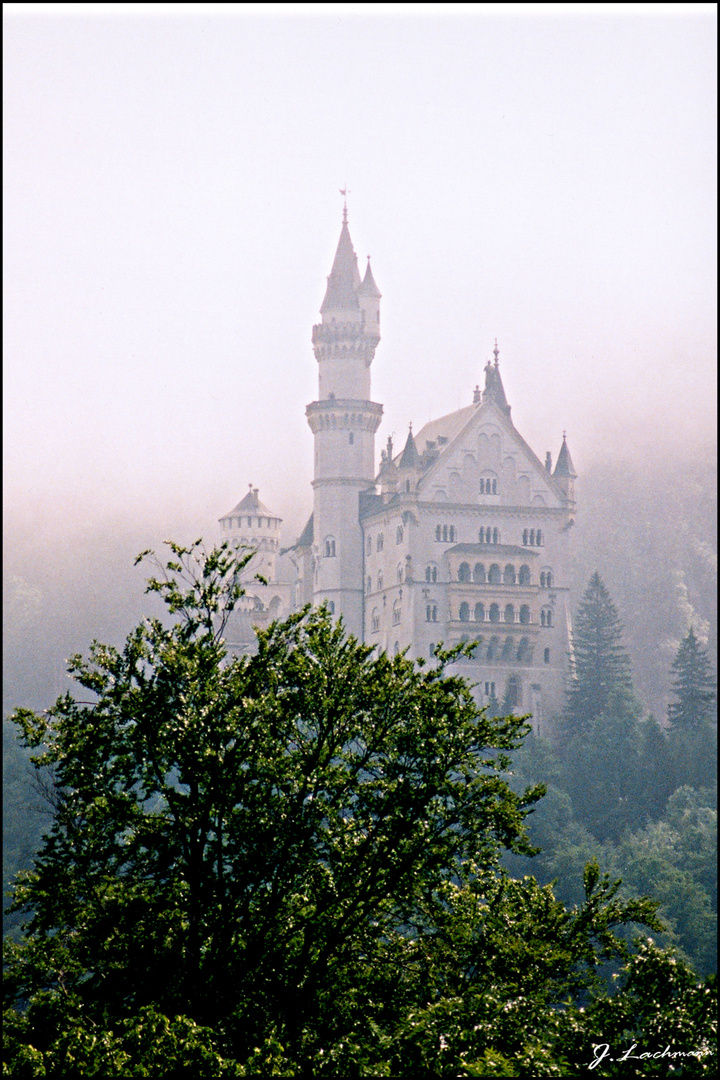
(668, 628), (717, 731)
(4, 543), (716, 1076)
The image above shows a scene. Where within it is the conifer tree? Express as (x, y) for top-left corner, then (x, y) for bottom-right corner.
(667, 628), (717, 730)
(564, 572), (635, 735)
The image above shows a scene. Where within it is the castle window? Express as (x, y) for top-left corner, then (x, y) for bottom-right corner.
(519, 565), (531, 585)
(544, 647), (551, 664)
(405, 480), (411, 493)
(479, 526), (485, 543)
(541, 569), (553, 588)
(371, 608), (380, 633)
(392, 600), (402, 626)
(366, 536), (372, 555)
(450, 526), (456, 542)
(459, 602), (470, 622)
(377, 533), (384, 552)
(426, 604), (438, 623)
(523, 529), (528, 546)
(327, 601), (335, 615)
(502, 636), (514, 660)
(487, 636), (499, 661)
(537, 529), (543, 546)
(397, 564), (404, 584)
(324, 537), (336, 558)
(519, 604), (530, 625)
(517, 637), (531, 662)
(458, 562), (471, 583)
(474, 602), (485, 622)
(425, 564), (438, 583)
(377, 571), (384, 591)
(488, 563), (501, 585)
(489, 603), (500, 623)
(540, 572), (546, 588)
(366, 576), (372, 595)
(442, 525), (448, 542)
(504, 603), (515, 624)
(435, 525), (442, 541)
(484, 681), (496, 697)
(506, 676), (519, 709)
(474, 562), (486, 583)
(349, 432), (354, 444)
(396, 525), (404, 544)
(530, 529), (535, 546)
(541, 608), (553, 627)
(503, 563), (516, 585)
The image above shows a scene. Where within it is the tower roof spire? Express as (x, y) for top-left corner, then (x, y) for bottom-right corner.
(320, 198), (361, 313)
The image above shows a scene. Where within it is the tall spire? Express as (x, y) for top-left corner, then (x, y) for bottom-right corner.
(483, 340), (510, 412)
(554, 432), (577, 478)
(320, 207), (361, 313)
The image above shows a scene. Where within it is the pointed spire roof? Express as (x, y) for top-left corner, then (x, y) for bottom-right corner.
(320, 216), (361, 313)
(554, 433), (577, 478)
(482, 339), (509, 411)
(398, 424), (420, 469)
(357, 256), (381, 298)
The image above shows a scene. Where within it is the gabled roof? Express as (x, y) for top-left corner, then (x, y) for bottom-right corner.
(320, 220), (361, 313)
(222, 485), (278, 520)
(413, 404), (475, 459)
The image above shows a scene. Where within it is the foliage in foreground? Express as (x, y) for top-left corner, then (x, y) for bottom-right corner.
(4, 543), (717, 1076)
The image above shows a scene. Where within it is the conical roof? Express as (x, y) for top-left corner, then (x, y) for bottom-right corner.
(398, 425), (420, 470)
(222, 485), (279, 520)
(357, 257), (381, 298)
(320, 220), (361, 313)
(554, 435), (577, 478)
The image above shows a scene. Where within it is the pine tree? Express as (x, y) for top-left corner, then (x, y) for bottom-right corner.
(564, 571), (635, 734)
(667, 627), (717, 730)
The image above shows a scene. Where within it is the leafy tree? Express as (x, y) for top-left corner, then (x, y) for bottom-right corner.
(4, 543), (716, 1075)
(668, 628), (717, 731)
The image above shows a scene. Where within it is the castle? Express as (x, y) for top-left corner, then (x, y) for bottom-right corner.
(219, 208), (576, 731)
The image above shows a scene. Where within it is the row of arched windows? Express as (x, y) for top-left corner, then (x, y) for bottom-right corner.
(367, 566), (404, 593)
(457, 602), (552, 626)
(457, 562), (532, 585)
(540, 571), (553, 587)
(426, 604), (438, 622)
(324, 537), (336, 558)
(478, 527), (500, 544)
(435, 524), (457, 542)
(479, 478), (498, 494)
(425, 564), (438, 582)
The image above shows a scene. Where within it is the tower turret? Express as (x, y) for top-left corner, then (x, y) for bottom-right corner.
(553, 432), (577, 506)
(306, 207), (383, 637)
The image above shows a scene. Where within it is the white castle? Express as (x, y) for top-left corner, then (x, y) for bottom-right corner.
(219, 207), (576, 731)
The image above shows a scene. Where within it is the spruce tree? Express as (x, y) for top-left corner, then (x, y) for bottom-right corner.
(564, 571), (635, 735)
(667, 627), (717, 730)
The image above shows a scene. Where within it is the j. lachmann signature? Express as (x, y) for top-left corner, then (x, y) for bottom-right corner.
(589, 1042), (714, 1069)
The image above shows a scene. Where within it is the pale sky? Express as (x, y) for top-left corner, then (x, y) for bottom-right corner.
(4, 3), (717, 546)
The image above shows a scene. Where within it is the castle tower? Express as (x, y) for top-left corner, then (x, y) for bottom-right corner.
(305, 206), (383, 638)
(219, 484), (282, 582)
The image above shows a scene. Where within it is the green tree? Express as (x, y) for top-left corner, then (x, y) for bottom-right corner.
(4, 544), (716, 1076)
(564, 572), (635, 736)
(668, 628), (717, 731)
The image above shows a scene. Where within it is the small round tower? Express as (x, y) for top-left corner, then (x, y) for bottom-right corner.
(219, 484), (282, 582)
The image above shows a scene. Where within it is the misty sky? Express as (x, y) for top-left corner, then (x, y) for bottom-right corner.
(4, 4), (717, 545)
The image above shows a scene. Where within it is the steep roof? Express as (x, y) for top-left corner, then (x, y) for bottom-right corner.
(320, 220), (361, 313)
(398, 426), (420, 469)
(412, 404), (475, 458)
(554, 435), (577, 478)
(222, 485), (278, 520)
(356, 257), (382, 298)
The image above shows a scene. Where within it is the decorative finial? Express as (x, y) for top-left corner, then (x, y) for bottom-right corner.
(493, 339), (499, 367)
(562, 430), (567, 440)
(409, 421), (413, 434)
(339, 186), (350, 223)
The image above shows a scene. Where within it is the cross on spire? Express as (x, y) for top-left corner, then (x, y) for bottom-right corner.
(493, 339), (500, 366)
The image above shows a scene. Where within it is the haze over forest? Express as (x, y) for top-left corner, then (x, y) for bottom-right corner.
(4, 5), (717, 724)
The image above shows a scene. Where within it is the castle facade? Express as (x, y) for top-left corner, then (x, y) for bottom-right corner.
(221, 210), (576, 730)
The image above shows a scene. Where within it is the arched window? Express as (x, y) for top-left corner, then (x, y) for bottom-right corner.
(544, 647), (551, 664)
(324, 537), (336, 558)
(489, 603), (500, 623)
(435, 525), (442, 541)
(458, 562), (471, 583)
(349, 432), (354, 445)
(377, 533), (384, 552)
(396, 525), (404, 544)
(474, 602), (485, 622)
(327, 601), (335, 614)
(405, 479), (411, 493)
(506, 676), (519, 708)
(479, 526), (485, 543)
(487, 636), (499, 661)
(366, 576), (372, 594)
(426, 604), (438, 623)
(536, 529), (542, 546)
(371, 608), (380, 632)
(473, 562), (486, 583)
(479, 479), (485, 494)
(504, 603), (514, 624)
(377, 571), (384, 591)
(366, 536), (372, 555)
(449, 526), (456, 542)
(529, 529), (536, 546)
(545, 571), (553, 588)
(518, 565), (531, 586)
(540, 571), (546, 588)
(503, 563), (516, 585)
(392, 600), (402, 625)
(541, 608), (553, 627)
(397, 564), (404, 584)
(425, 564), (438, 583)
(519, 604), (530, 625)
(492, 528), (499, 544)
(517, 637), (531, 662)
(459, 602), (470, 622)
(488, 563), (501, 585)
(502, 636), (514, 660)
(442, 525), (448, 542)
